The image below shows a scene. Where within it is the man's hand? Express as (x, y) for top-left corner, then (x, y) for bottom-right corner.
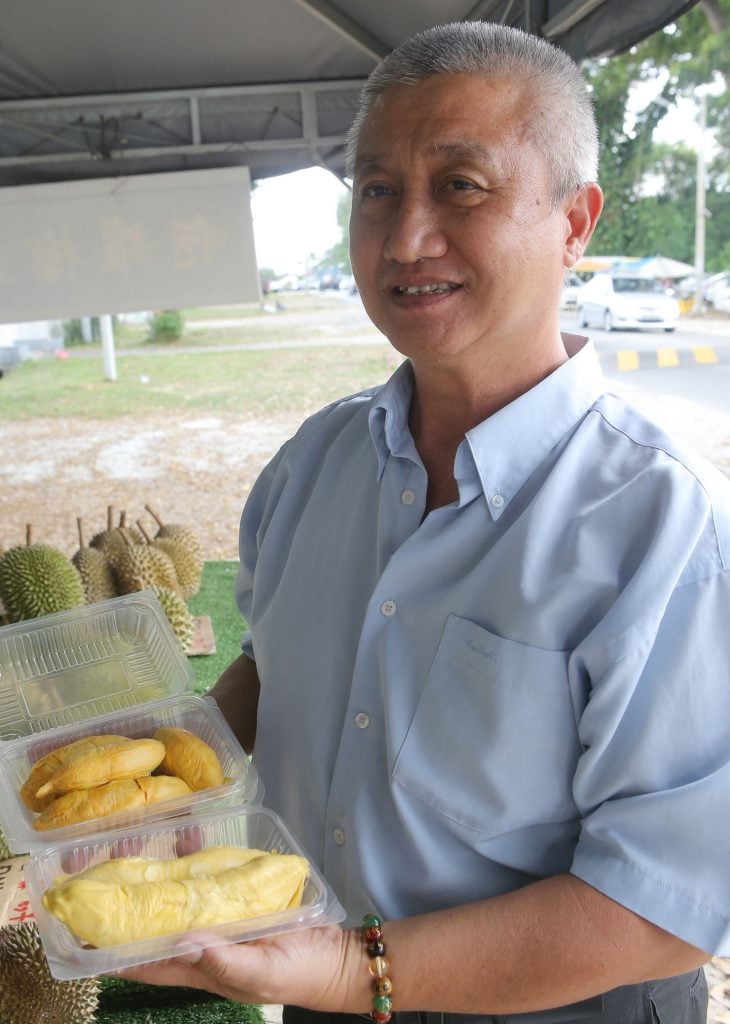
(118, 924), (367, 1012)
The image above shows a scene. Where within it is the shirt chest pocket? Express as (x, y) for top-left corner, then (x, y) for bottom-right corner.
(392, 615), (582, 837)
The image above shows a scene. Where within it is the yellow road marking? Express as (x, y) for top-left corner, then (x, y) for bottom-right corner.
(617, 350), (640, 372)
(657, 348), (680, 367)
(693, 345), (718, 364)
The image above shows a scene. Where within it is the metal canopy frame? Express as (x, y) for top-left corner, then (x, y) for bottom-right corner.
(0, 0), (700, 189)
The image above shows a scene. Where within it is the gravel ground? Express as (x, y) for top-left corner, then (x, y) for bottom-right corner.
(0, 411), (303, 560)
(1, 378), (728, 562)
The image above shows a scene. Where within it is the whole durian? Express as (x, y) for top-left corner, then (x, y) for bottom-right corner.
(71, 517), (117, 604)
(145, 504), (204, 564)
(110, 535), (181, 596)
(152, 584), (195, 653)
(89, 506), (143, 558)
(137, 521), (202, 598)
(0, 526), (85, 622)
(0, 921), (100, 1023)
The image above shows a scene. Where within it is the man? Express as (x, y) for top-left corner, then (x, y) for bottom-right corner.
(125, 21), (730, 1023)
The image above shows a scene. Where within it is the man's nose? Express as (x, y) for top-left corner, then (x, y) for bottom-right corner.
(382, 196), (448, 263)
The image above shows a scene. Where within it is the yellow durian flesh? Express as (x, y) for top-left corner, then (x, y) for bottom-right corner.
(43, 849), (310, 947)
(33, 780), (146, 831)
(153, 726), (225, 791)
(36, 738), (166, 799)
(20, 735), (129, 813)
(55, 846), (269, 886)
(33, 775), (192, 832)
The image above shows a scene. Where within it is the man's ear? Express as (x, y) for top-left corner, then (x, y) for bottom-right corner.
(563, 183), (603, 268)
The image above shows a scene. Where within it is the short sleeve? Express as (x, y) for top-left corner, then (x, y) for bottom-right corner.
(571, 568), (730, 954)
(234, 441), (291, 659)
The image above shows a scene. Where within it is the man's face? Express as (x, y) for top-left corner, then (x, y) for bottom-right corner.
(349, 73), (573, 369)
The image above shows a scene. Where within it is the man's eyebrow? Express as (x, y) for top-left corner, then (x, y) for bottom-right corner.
(429, 140), (494, 163)
(353, 154), (387, 177)
(354, 140), (495, 176)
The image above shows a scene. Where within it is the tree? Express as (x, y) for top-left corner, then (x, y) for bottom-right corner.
(318, 188), (352, 274)
(584, 0), (730, 269)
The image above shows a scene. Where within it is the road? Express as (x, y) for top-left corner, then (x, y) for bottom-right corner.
(560, 310), (730, 416)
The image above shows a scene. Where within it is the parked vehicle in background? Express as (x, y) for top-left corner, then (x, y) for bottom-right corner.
(704, 271), (730, 310)
(709, 277), (730, 314)
(560, 271), (584, 311)
(577, 273), (680, 332)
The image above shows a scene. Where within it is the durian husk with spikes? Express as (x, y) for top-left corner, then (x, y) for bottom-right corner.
(151, 585), (195, 653)
(137, 521), (202, 599)
(0, 921), (100, 1024)
(71, 517), (117, 604)
(0, 526), (85, 623)
(0, 822), (11, 861)
(109, 533), (181, 596)
(89, 506), (144, 559)
(145, 504), (204, 565)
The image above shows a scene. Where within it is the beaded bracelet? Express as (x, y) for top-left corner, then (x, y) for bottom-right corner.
(362, 913), (394, 1023)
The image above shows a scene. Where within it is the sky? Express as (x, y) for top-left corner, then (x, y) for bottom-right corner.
(249, 167), (348, 277)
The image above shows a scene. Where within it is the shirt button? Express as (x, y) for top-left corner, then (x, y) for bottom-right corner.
(401, 489), (416, 506)
(491, 493), (505, 508)
(380, 599), (397, 617)
(354, 712), (371, 729)
(333, 828), (346, 845)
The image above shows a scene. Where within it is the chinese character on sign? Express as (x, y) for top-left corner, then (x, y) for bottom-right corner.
(9, 898), (34, 923)
(172, 213), (223, 269)
(99, 217), (153, 274)
(27, 227), (82, 283)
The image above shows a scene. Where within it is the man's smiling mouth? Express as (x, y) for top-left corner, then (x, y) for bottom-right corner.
(394, 283), (460, 295)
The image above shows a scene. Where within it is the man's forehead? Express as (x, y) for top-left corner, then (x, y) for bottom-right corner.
(354, 74), (532, 172)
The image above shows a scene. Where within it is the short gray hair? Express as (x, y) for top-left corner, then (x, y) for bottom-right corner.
(344, 21), (599, 203)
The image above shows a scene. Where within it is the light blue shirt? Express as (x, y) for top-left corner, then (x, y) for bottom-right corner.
(237, 336), (730, 954)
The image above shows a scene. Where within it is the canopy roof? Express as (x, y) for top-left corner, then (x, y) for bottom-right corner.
(0, 0), (699, 190)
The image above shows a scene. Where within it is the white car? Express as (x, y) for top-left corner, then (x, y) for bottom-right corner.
(704, 271), (730, 310)
(560, 271), (584, 311)
(577, 274), (680, 332)
(711, 279), (730, 314)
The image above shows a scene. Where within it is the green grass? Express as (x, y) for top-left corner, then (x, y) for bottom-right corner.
(0, 344), (397, 420)
(188, 561), (246, 695)
(97, 976), (265, 1023)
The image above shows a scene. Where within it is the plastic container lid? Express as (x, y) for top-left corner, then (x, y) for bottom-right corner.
(0, 590), (195, 740)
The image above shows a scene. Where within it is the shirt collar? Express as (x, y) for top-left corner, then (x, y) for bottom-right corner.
(368, 335), (607, 515)
(464, 334), (606, 518)
(368, 361), (417, 477)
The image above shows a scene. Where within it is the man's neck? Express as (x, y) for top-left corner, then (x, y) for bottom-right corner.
(407, 334), (569, 512)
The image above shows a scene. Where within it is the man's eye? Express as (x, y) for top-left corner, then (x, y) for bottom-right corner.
(445, 179), (477, 192)
(360, 183), (393, 199)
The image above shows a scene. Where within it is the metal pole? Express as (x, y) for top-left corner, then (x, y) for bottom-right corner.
(693, 93), (707, 315)
(99, 314), (117, 381)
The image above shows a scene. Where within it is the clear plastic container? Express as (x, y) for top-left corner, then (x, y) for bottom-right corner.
(25, 805), (345, 980)
(0, 592), (261, 854)
(0, 590), (195, 741)
(0, 691), (262, 853)
(0, 593), (345, 979)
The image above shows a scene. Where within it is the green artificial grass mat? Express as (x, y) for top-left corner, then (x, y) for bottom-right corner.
(187, 561), (248, 694)
(97, 976), (266, 1023)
